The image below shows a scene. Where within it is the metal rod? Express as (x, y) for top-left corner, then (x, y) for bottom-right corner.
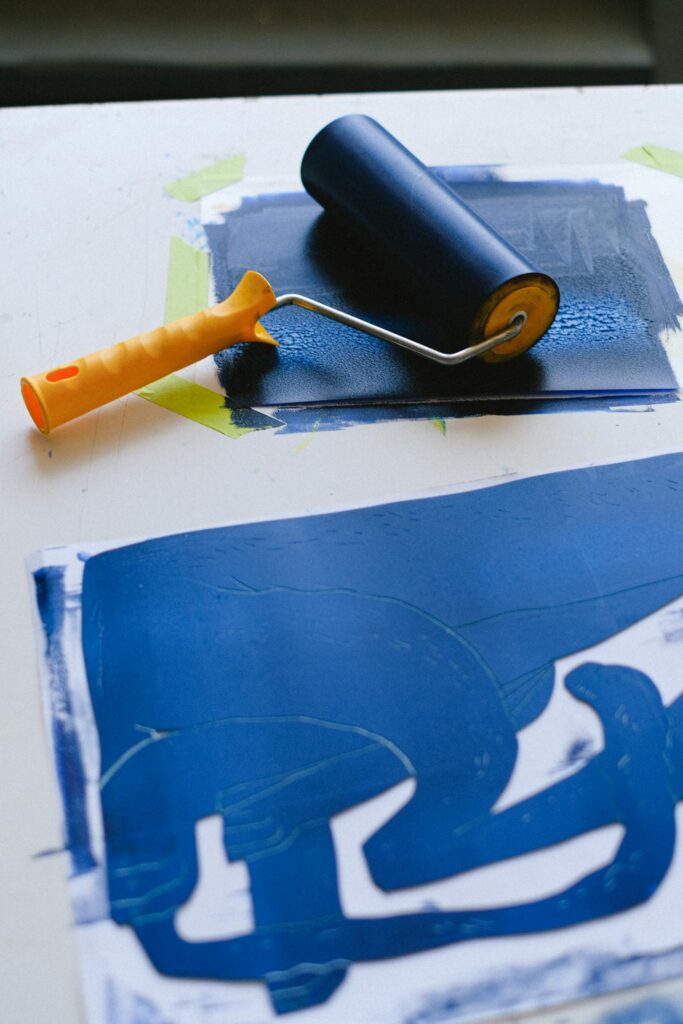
(273, 293), (527, 366)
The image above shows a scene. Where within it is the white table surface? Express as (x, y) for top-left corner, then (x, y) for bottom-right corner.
(2, 84), (683, 1023)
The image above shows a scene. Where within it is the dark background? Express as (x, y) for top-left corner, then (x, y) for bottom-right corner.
(2, 0), (681, 107)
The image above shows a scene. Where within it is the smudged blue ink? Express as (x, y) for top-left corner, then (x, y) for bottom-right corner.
(129, 994), (170, 1024)
(661, 608), (683, 644)
(560, 736), (595, 770)
(430, 164), (503, 183)
(264, 392), (678, 435)
(404, 948), (683, 1024)
(105, 977), (171, 1024)
(31, 846), (66, 859)
(599, 999), (683, 1024)
(105, 977), (119, 1024)
(73, 453), (683, 1012)
(33, 567), (95, 876)
(206, 174), (681, 408)
(222, 401), (283, 431)
(269, 402), (471, 434)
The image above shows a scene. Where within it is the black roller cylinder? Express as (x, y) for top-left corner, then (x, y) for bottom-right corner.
(301, 114), (559, 360)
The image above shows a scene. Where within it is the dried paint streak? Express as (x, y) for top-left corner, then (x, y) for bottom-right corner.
(262, 393), (677, 436)
(33, 566), (95, 876)
(205, 175), (681, 408)
(75, 453), (683, 1014)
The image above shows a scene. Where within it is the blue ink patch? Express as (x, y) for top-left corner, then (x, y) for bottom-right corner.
(206, 174), (681, 408)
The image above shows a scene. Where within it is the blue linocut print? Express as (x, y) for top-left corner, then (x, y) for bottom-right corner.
(36, 454), (683, 1014)
(205, 175), (681, 406)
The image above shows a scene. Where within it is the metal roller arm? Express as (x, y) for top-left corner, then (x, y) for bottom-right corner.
(274, 293), (526, 366)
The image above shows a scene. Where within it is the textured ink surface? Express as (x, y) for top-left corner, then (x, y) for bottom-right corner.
(33, 566), (95, 877)
(30, 452), (683, 1020)
(206, 175), (681, 406)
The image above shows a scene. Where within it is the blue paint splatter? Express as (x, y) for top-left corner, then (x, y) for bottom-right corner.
(206, 173), (681, 409)
(65, 453), (683, 1013)
(33, 566), (95, 876)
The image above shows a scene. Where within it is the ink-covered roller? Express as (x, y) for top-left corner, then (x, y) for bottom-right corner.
(301, 114), (560, 362)
(22, 115), (560, 434)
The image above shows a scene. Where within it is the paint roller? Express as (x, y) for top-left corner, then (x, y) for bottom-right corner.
(21, 115), (560, 434)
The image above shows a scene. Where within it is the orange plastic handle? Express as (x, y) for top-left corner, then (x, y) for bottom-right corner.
(21, 271), (278, 434)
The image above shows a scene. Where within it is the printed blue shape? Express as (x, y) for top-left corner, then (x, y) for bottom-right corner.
(206, 175), (681, 407)
(55, 453), (683, 1012)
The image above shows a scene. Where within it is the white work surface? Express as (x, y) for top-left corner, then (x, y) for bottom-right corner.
(2, 85), (683, 1023)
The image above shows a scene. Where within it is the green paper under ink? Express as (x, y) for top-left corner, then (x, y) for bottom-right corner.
(137, 375), (259, 437)
(165, 155), (246, 202)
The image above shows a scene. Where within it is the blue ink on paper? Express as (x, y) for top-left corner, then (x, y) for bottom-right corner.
(104, 978), (171, 1024)
(33, 566), (95, 876)
(206, 173), (681, 408)
(58, 452), (683, 1013)
(558, 736), (596, 772)
(405, 949), (683, 1024)
(599, 1000), (683, 1024)
(260, 392), (678, 435)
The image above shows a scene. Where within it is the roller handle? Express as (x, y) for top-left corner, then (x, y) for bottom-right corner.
(21, 271), (278, 434)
